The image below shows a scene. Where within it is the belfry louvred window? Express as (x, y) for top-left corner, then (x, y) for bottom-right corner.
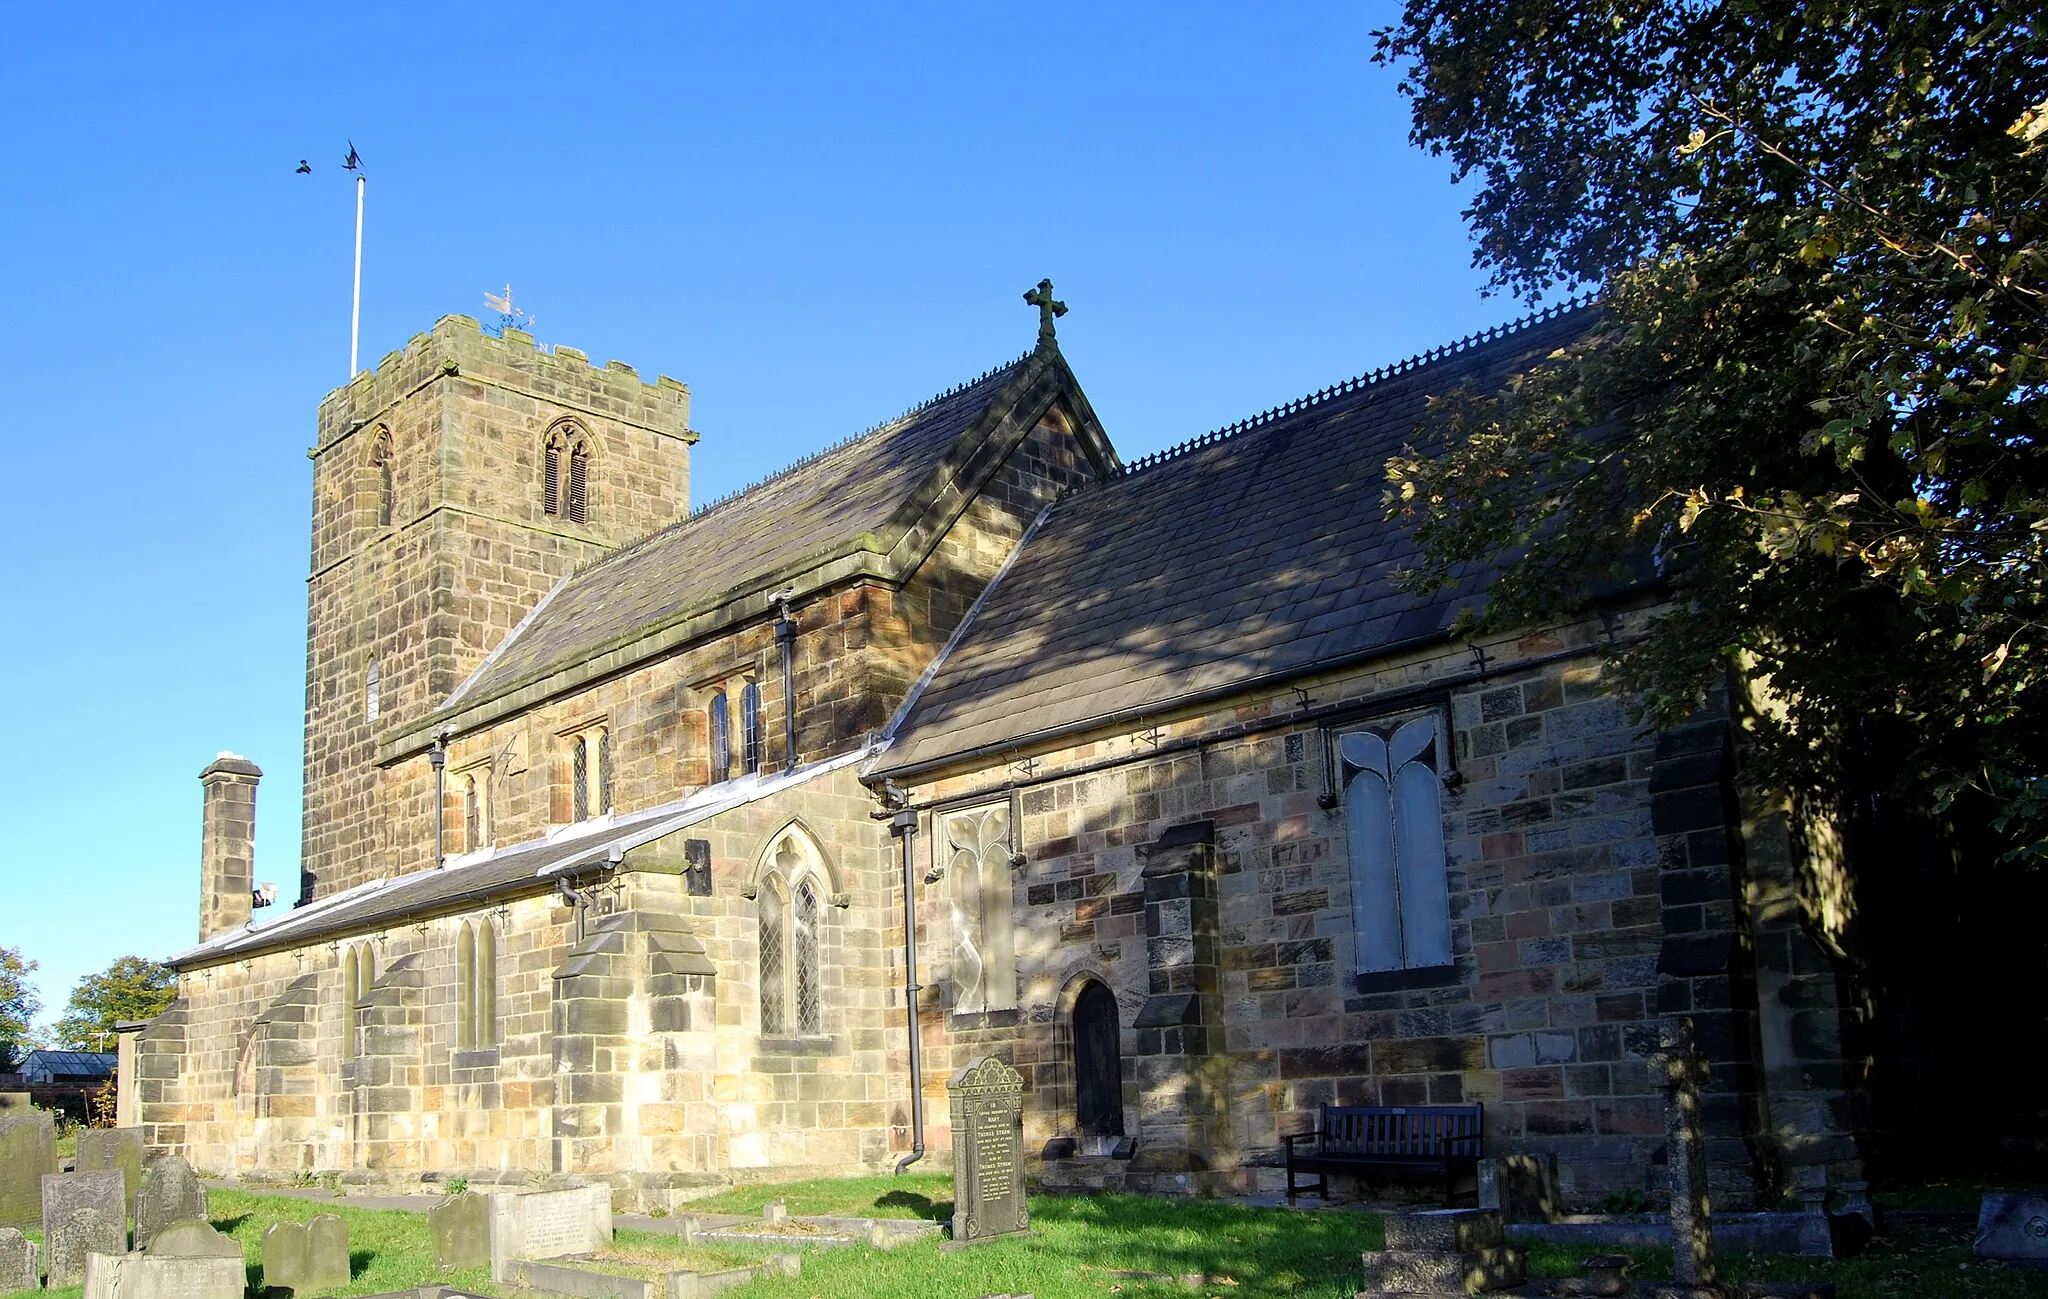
(543, 441), (562, 516)
(544, 424), (593, 523)
(567, 445), (589, 523)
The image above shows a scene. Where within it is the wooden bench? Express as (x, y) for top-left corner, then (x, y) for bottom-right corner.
(1283, 1103), (1483, 1204)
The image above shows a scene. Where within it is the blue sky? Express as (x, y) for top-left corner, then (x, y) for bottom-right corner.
(0, 3), (1520, 1031)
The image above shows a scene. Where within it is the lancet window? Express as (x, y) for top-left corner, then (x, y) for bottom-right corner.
(756, 830), (826, 1037)
(1339, 713), (1453, 974)
(543, 424), (594, 524)
(940, 803), (1018, 1015)
(455, 920), (497, 1052)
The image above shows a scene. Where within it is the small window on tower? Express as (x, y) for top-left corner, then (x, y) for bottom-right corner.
(543, 439), (562, 517)
(543, 423), (595, 524)
(365, 660), (381, 722)
(709, 691), (731, 783)
(369, 428), (394, 528)
(463, 775), (480, 852)
(568, 444), (590, 524)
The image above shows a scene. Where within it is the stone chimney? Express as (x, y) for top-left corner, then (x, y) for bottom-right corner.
(199, 752), (262, 941)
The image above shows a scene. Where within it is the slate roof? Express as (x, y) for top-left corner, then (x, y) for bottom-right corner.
(874, 304), (1600, 778)
(168, 748), (875, 968)
(440, 355), (1031, 714)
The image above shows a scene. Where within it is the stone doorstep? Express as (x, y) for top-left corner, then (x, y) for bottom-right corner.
(1359, 1245), (1527, 1295)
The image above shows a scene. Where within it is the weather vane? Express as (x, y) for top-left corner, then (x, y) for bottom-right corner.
(484, 285), (536, 337)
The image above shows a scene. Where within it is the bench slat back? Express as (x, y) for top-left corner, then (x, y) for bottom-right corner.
(1318, 1104), (1481, 1157)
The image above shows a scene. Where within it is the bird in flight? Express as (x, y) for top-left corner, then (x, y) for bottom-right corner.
(296, 159), (312, 174)
(343, 142), (362, 172)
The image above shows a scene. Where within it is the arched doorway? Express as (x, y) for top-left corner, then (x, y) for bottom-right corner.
(1072, 980), (1124, 1138)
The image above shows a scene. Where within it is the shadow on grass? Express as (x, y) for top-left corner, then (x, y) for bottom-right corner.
(213, 1214), (252, 1234)
(874, 1191), (951, 1221)
(349, 1249), (372, 1279)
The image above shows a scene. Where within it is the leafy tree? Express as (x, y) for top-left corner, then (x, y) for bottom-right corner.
(1, 946), (41, 1070)
(1374, 0), (2047, 857)
(52, 957), (177, 1053)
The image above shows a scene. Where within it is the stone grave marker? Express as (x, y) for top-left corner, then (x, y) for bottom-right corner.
(78, 1127), (149, 1216)
(45, 1170), (129, 1256)
(134, 1155), (209, 1249)
(266, 1215), (350, 1294)
(84, 1247), (244, 1299)
(48, 1205), (125, 1288)
(1476, 1153), (1558, 1224)
(0, 1112), (58, 1229)
(0, 1227), (39, 1294)
(484, 1185), (613, 1280)
(1974, 1192), (2048, 1265)
(1359, 1209), (1525, 1295)
(1650, 1017), (1715, 1290)
(429, 1192), (489, 1271)
(946, 1057), (1028, 1247)
(147, 1218), (243, 1259)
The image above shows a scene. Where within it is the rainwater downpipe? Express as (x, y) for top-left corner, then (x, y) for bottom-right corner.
(891, 807), (926, 1173)
(774, 596), (799, 775)
(428, 730), (450, 868)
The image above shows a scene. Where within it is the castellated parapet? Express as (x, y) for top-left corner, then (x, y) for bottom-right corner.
(302, 316), (696, 903)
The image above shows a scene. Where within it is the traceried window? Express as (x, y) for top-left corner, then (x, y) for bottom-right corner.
(365, 660), (381, 722)
(369, 427), (394, 528)
(792, 879), (821, 1034)
(543, 424), (594, 524)
(941, 803), (1017, 1014)
(1340, 714), (1453, 974)
(757, 878), (787, 1035)
(756, 830), (826, 1037)
(571, 735), (590, 822)
(741, 681), (762, 775)
(709, 691), (731, 783)
(455, 920), (497, 1052)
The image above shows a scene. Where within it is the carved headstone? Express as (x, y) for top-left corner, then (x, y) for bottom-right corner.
(266, 1215), (349, 1294)
(83, 1248), (244, 1299)
(0, 1112), (58, 1229)
(45, 1170), (129, 1256)
(946, 1057), (1028, 1247)
(134, 1156), (209, 1249)
(1650, 1017), (1715, 1289)
(1974, 1192), (2048, 1265)
(48, 1205), (125, 1287)
(429, 1191), (489, 1271)
(77, 1128), (149, 1216)
(147, 1218), (242, 1259)
(484, 1186), (612, 1280)
(0, 1227), (40, 1294)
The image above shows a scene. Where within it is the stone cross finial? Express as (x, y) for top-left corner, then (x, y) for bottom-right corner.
(1024, 278), (1067, 347)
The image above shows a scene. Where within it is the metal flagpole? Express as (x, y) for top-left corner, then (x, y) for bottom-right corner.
(350, 173), (365, 377)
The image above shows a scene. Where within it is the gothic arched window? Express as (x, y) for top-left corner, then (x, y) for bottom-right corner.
(365, 660), (381, 723)
(1340, 714), (1453, 974)
(709, 691), (731, 783)
(456, 920), (497, 1052)
(756, 830), (827, 1037)
(543, 424), (594, 524)
(941, 803), (1017, 1015)
(792, 878), (821, 1034)
(341, 943), (376, 1062)
(741, 682), (762, 775)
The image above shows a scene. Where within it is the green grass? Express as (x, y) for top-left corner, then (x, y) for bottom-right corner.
(681, 1174), (956, 1221)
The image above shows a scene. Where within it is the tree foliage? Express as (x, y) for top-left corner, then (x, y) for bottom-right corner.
(53, 956), (177, 1053)
(1375, 0), (2048, 855)
(0, 946), (41, 1070)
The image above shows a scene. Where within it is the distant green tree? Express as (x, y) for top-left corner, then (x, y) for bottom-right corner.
(53, 957), (177, 1053)
(1374, 0), (2048, 857)
(0, 946), (40, 1070)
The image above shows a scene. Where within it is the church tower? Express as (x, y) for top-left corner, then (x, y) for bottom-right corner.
(301, 317), (695, 901)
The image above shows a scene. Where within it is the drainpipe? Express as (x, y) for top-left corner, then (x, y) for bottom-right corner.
(891, 808), (926, 1173)
(774, 596), (799, 775)
(428, 730), (449, 868)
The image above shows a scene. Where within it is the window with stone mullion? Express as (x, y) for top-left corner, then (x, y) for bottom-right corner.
(793, 881), (821, 1034)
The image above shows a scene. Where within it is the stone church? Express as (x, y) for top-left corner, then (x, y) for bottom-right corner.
(131, 290), (1864, 1210)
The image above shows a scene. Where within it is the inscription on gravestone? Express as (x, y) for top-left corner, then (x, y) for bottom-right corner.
(84, 1248), (245, 1299)
(484, 1185), (612, 1281)
(48, 1205), (125, 1288)
(0, 1227), (41, 1295)
(947, 1056), (1027, 1247)
(45, 1170), (129, 1257)
(0, 1112), (58, 1229)
(135, 1155), (209, 1250)
(77, 1128), (148, 1217)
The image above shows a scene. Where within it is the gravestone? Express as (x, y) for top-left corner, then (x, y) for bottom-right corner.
(265, 1214), (350, 1294)
(1476, 1153), (1558, 1223)
(77, 1128), (148, 1216)
(429, 1192), (488, 1271)
(1974, 1192), (2048, 1265)
(84, 1248), (244, 1299)
(48, 1205), (125, 1287)
(946, 1057), (1028, 1247)
(147, 1218), (242, 1259)
(0, 1227), (39, 1294)
(484, 1185), (612, 1280)
(0, 1112), (58, 1229)
(1650, 1017), (1715, 1290)
(45, 1170), (129, 1256)
(134, 1155), (208, 1249)
(1359, 1209), (1525, 1295)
